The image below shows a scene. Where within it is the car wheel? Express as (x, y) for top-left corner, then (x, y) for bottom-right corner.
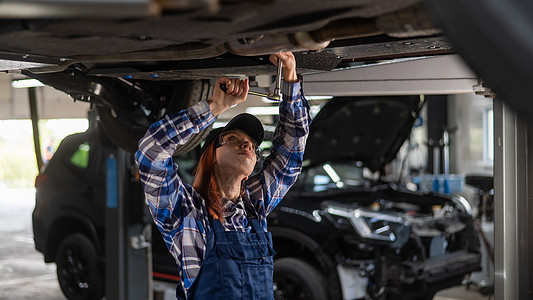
(273, 257), (327, 300)
(97, 79), (212, 153)
(55, 233), (104, 300)
(414, 294), (436, 300)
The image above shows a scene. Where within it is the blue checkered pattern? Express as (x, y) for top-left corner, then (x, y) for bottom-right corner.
(135, 80), (310, 295)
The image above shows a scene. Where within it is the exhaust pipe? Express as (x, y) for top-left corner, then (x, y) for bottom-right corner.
(226, 18), (382, 56)
(29, 19), (382, 74)
(225, 32), (331, 56)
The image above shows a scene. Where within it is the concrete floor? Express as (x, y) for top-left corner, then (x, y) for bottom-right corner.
(0, 188), (491, 300)
(0, 188), (65, 300)
(435, 286), (491, 300)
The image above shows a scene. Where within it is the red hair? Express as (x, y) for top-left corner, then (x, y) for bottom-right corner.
(193, 140), (223, 220)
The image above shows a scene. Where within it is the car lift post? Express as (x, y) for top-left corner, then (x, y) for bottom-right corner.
(28, 86), (44, 172)
(106, 148), (153, 300)
(493, 99), (533, 299)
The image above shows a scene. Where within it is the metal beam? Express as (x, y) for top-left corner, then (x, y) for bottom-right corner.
(106, 153), (126, 300)
(106, 149), (152, 300)
(28, 87), (44, 171)
(0, 0), (160, 18)
(302, 55), (479, 96)
(0, 74), (90, 120)
(493, 99), (533, 299)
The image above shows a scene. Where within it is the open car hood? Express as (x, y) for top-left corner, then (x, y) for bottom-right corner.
(303, 95), (423, 172)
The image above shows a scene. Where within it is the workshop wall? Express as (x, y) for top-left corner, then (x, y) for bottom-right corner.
(448, 93), (493, 176)
(0, 73), (89, 120)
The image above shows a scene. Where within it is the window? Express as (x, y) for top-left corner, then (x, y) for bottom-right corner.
(301, 162), (365, 192)
(484, 108), (494, 163)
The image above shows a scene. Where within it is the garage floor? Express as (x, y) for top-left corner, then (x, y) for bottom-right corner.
(0, 188), (64, 300)
(0, 188), (491, 300)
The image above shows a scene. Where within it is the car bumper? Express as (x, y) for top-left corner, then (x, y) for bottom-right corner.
(418, 250), (481, 283)
(386, 250), (481, 299)
(32, 214), (46, 254)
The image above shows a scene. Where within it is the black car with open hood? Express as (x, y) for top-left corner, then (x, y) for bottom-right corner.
(32, 95), (481, 300)
(304, 95), (423, 173)
(266, 95), (481, 300)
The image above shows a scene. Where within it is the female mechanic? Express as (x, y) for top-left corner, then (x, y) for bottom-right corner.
(135, 51), (310, 299)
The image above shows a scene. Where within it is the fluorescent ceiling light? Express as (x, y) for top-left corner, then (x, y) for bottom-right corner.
(246, 105), (322, 116)
(260, 97), (280, 103)
(323, 163), (341, 183)
(11, 79), (44, 88)
(246, 106), (280, 115)
(309, 105), (321, 118)
(305, 96), (333, 100)
(212, 122), (228, 129)
(261, 96), (332, 103)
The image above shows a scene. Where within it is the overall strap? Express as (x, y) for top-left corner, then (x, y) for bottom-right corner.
(243, 197), (266, 233)
(243, 197), (258, 220)
(249, 218), (266, 233)
(208, 197), (265, 233)
(210, 217), (226, 232)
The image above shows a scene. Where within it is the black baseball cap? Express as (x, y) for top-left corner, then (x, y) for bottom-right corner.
(200, 113), (264, 156)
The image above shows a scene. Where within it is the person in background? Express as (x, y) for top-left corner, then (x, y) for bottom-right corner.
(43, 139), (55, 164)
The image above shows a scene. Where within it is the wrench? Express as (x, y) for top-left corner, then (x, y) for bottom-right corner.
(220, 60), (283, 101)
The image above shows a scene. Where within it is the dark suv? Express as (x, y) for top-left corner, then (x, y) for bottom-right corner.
(32, 125), (189, 300)
(268, 96), (480, 300)
(33, 95), (480, 300)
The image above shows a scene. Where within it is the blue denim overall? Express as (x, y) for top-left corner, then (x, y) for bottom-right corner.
(178, 215), (276, 300)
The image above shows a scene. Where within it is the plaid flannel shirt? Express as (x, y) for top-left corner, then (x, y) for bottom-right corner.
(135, 80), (310, 294)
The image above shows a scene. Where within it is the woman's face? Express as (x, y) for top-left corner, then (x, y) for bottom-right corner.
(215, 129), (258, 176)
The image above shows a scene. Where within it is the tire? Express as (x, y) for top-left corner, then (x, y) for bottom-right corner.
(414, 294), (436, 300)
(273, 257), (327, 300)
(95, 104), (144, 153)
(55, 233), (104, 300)
(97, 79), (212, 154)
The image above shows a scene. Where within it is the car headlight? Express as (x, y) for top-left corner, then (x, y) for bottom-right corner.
(325, 205), (410, 248)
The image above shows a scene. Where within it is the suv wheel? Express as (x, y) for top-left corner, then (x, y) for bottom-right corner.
(273, 257), (327, 300)
(55, 233), (104, 300)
